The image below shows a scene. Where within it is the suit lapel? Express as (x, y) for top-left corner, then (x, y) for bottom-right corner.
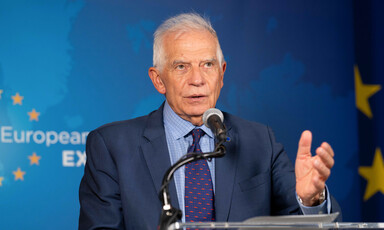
(141, 104), (180, 210)
(215, 116), (238, 221)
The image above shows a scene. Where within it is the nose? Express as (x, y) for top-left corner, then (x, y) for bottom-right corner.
(188, 67), (205, 86)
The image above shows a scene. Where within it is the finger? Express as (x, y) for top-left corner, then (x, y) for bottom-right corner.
(321, 142), (334, 157)
(297, 130), (312, 158)
(316, 147), (334, 169)
(313, 158), (331, 179)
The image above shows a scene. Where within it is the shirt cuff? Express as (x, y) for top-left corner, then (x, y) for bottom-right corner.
(296, 185), (331, 215)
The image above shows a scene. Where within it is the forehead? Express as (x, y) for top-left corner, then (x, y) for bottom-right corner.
(162, 30), (218, 62)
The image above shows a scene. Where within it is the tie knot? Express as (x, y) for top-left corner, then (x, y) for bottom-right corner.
(191, 128), (204, 144)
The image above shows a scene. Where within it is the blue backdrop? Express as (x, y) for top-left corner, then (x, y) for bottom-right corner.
(0, 0), (382, 229)
(354, 0), (384, 221)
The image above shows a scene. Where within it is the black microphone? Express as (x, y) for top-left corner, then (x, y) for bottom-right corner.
(203, 108), (227, 143)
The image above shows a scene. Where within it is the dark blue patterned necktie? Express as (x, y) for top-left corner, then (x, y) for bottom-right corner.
(184, 128), (215, 222)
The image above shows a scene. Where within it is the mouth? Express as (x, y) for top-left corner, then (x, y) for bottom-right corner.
(185, 94), (207, 102)
(186, 94), (206, 98)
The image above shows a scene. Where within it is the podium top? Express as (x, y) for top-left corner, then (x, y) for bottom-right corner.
(169, 214), (384, 229)
(169, 222), (384, 229)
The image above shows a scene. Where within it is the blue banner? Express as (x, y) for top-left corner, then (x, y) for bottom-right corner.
(0, 0), (380, 229)
(355, 0), (384, 221)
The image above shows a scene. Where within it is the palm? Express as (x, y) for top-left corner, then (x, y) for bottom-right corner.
(295, 130), (334, 206)
(295, 148), (319, 199)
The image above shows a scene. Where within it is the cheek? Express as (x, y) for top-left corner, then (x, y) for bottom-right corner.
(175, 80), (188, 94)
(216, 78), (224, 92)
(167, 83), (184, 99)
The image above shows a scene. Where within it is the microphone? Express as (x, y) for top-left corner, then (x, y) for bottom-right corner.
(203, 108), (227, 143)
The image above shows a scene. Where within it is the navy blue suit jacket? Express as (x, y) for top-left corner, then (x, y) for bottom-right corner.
(79, 104), (341, 229)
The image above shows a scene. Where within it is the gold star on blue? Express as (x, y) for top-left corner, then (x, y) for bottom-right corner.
(355, 65), (381, 118)
(359, 148), (384, 201)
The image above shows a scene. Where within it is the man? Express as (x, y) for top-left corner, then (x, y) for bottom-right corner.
(79, 13), (341, 230)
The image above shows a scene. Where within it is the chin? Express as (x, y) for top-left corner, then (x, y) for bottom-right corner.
(188, 107), (210, 117)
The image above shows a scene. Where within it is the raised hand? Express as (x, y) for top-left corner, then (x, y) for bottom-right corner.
(295, 130), (335, 206)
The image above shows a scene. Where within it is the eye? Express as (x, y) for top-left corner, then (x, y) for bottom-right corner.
(176, 64), (185, 70)
(204, 62), (213, 68)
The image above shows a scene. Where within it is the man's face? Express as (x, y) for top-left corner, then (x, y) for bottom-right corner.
(149, 30), (226, 126)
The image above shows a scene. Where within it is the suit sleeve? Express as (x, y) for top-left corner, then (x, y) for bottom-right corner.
(79, 130), (124, 230)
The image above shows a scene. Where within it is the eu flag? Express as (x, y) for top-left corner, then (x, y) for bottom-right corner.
(355, 0), (384, 221)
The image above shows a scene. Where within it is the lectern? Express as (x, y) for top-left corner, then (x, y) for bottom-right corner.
(169, 222), (384, 229)
(168, 213), (384, 229)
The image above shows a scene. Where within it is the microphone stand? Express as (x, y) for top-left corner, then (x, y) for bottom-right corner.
(158, 141), (227, 230)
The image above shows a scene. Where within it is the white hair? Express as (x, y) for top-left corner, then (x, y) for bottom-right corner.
(153, 13), (225, 71)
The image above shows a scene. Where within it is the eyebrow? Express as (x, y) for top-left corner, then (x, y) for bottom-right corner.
(171, 58), (217, 66)
(202, 58), (217, 63)
(172, 60), (188, 66)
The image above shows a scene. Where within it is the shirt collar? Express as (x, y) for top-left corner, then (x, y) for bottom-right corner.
(163, 100), (213, 140)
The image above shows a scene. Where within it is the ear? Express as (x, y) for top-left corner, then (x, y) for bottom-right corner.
(220, 61), (227, 88)
(221, 61), (227, 74)
(148, 67), (166, 94)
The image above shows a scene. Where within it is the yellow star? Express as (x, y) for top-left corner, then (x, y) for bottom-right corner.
(0, 177), (4, 186)
(29, 152), (41, 165)
(0, 89), (3, 99)
(359, 148), (384, 201)
(355, 65), (381, 118)
(11, 92), (24, 105)
(13, 168), (26, 181)
(28, 109), (40, 121)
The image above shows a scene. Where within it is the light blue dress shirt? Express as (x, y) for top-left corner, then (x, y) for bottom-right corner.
(163, 101), (215, 222)
(162, 101), (330, 221)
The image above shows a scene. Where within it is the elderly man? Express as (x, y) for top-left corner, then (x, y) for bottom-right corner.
(79, 13), (341, 230)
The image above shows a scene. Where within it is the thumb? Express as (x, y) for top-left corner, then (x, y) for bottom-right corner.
(297, 130), (312, 158)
